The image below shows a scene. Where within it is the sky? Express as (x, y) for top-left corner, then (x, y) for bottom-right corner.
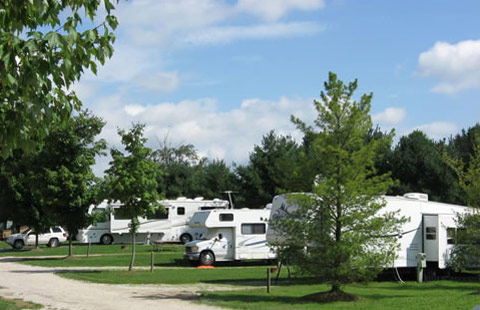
(74, 0), (480, 176)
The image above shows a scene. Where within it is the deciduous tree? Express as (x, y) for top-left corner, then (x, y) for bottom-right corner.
(104, 124), (164, 271)
(0, 0), (118, 158)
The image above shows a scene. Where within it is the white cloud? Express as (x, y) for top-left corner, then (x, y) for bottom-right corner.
(114, 0), (325, 48)
(133, 72), (180, 93)
(236, 0), (325, 22)
(182, 22), (323, 45)
(415, 122), (458, 140)
(372, 107), (407, 126)
(417, 40), (480, 94)
(90, 95), (316, 175)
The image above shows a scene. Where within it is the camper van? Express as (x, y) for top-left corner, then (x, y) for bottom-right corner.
(267, 193), (470, 270)
(76, 197), (229, 244)
(184, 208), (276, 265)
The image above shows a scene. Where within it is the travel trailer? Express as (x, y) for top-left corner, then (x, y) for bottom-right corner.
(76, 197), (229, 244)
(267, 193), (470, 270)
(184, 208), (276, 265)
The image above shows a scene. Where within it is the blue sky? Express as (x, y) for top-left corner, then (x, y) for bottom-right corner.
(75, 0), (480, 174)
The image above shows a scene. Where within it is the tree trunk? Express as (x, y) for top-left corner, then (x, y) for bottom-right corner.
(68, 236), (73, 257)
(331, 283), (341, 293)
(35, 233), (39, 249)
(129, 232), (136, 271)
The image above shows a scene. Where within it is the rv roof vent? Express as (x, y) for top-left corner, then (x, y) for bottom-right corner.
(177, 197), (187, 201)
(403, 193), (428, 201)
(194, 197), (204, 201)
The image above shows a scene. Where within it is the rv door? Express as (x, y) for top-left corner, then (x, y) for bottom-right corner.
(211, 228), (234, 261)
(423, 215), (439, 262)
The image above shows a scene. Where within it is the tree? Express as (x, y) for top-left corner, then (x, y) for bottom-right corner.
(38, 112), (106, 256)
(104, 124), (164, 271)
(271, 72), (405, 300)
(0, 0), (118, 158)
(0, 149), (55, 248)
(0, 112), (105, 252)
(236, 130), (301, 208)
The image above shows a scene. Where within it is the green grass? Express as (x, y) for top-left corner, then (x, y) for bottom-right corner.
(20, 252), (184, 267)
(0, 242), (183, 257)
(59, 265), (284, 284)
(0, 296), (41, 310)
(200, 281), (480, 310)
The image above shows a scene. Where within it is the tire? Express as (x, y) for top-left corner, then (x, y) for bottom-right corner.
(199, 251), (215, 266)
(180, 233), (192, 244)
(100, 234), (113, 245)
(13, 239), (24, 250)
(48, 238), (59, 248)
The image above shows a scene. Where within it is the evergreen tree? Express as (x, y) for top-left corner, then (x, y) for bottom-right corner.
(270, 72), (405, 300)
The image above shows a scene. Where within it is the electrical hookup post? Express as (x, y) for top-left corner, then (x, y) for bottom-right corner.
(416, 253), (427, 283)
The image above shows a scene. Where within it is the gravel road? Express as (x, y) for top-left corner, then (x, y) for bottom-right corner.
(0, 257), (226, 310)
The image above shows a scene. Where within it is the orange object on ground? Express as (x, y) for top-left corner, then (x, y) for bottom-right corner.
(197, 265), (215, 269)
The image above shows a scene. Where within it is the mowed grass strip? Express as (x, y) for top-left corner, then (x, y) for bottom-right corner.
(59, 266), (284, 285)
(0, 243), (184, 257)
(19, 252), (184, 267)
(200, 281), (480, 310)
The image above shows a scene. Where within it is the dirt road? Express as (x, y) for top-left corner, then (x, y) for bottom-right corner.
(0, 257), (226, 310)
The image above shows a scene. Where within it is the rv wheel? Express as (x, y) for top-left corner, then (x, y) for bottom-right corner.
(199, 251), (215, 266)
(100, 234), (113, 245)
(180, 233), (192, 244)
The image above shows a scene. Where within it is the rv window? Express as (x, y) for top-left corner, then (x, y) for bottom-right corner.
(220, 214), (234, 222)
(425, 227), (436, 240)
(113, 208), (130, 220)
(447, 228), (456, 245)
(177, 207), (185, 215)
(92, 208), (108, 223)
(241, 223), (266, 235)
(147, 208), (169, 220)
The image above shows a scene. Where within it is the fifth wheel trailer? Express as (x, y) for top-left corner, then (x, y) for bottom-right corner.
(184, 208), (276, 265)
(76, 197), (229, 244)
(267, 193), (470, 270)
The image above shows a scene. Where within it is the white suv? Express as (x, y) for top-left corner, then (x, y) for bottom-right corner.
(5, 227), (67, 250)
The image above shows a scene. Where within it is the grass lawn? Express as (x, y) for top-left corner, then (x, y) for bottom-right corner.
(20, 252), (185, 267)
(199, 281), (480, 310)
(59, 265), (283, 284)
(0, 296), (41, 310)
(0, 242), (183, 257)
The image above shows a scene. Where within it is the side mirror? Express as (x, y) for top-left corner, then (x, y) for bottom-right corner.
(218, 233), (223, 240)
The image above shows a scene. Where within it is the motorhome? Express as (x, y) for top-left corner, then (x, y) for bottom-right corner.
(184, 208), (276, 266)
(267, 193), (470, 271)
(76, 197), (229, 244)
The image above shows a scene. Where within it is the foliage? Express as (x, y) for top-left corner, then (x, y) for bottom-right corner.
(271, 72), (405, 295)
(104, 123), (164, 270)
(153, 139), (238, 201)
(387, 131), (461, 204)
(236, 130), (302, 208)
(37, 112), (106, 256)
(0, 112), (105, 250)
(0, 0), (118, 158)
(446, 146), (480, 270)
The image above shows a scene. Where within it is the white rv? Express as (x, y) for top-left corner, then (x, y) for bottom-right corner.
(76, 197), (229, 244)
(184, 208), (276, 265)
(267, 193), (470, 270)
